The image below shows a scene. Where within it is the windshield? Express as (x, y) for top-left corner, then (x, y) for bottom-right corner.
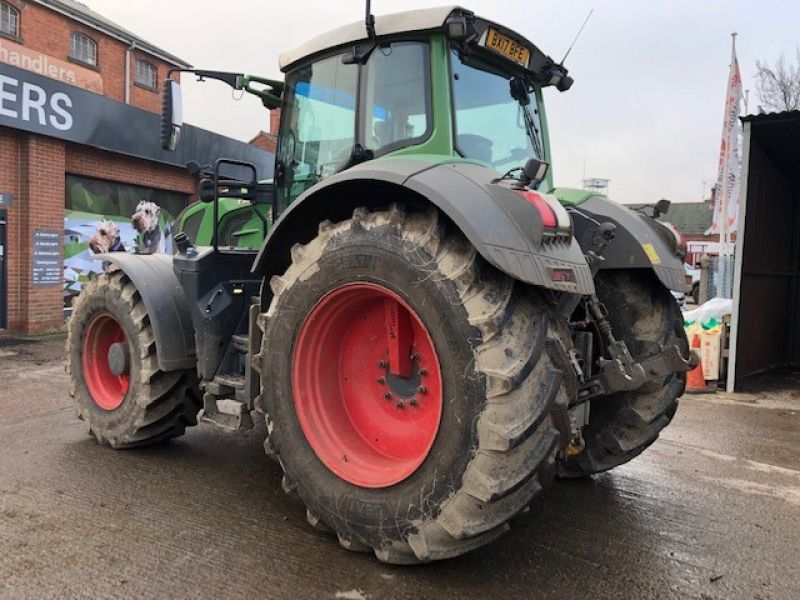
(450, 50), (544, 173)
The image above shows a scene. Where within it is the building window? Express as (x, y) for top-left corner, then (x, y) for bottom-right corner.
(135, 59), (157, 90)
(0, 2), (20, 38)
(69, 32), (97, 66)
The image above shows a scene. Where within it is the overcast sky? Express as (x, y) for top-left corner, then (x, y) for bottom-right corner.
(89, 0), (799, 204)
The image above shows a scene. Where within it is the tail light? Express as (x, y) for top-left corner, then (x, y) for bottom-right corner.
(514, 190), (571, 235)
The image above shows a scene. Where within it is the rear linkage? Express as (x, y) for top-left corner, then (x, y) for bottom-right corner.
(558, 211), (697, 450)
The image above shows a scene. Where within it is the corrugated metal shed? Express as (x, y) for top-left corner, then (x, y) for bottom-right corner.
(729, 111), (800, 390)
(741, 111), (800, 176)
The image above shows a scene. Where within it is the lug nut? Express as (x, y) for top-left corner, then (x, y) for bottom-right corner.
(396, 400), (405, 409)
(417, 385), (427, 394)
(410, 352), (420, 361)
(377, 376), (386, 384)
(409, 397), (418, 406)
(377, 360), (387, 368)
(383, 391), (392, 400)
(420, 368), (428, 376)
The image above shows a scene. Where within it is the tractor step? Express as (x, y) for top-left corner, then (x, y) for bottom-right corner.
(207, 374), (245, 396)
(232, 334), (249, 354)
(199, 393), (253, 432)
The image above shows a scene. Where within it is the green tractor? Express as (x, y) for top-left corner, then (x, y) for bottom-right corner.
(67, 5), (693, 563)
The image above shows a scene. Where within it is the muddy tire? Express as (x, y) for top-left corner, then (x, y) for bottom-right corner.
(259, 205), (573, 563)
(66, 270), (201, 448)
(558, 270), (688, 477)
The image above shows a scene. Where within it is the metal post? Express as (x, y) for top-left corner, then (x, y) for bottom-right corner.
(699, 254), (711, 305)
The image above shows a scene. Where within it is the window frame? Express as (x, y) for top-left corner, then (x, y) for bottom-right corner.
(357, 39), (433, 158)
(0, 1), (20, 39)
(69, 31), (98, 68)
(134, 58), (158, 91)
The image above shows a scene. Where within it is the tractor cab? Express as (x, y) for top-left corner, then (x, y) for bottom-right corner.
(162, 6), (573, 218)
(272, 6), (572, 213)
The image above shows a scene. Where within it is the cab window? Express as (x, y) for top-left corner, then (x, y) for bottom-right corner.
(278, 53), (358, 209)
(450, 50), (543, 172)
(363, 42), (430, 154)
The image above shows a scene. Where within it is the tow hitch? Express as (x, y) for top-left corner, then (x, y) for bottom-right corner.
(576, 294), (697, 403)
(561, 212), (698, 404)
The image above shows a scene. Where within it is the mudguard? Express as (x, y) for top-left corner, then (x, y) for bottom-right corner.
(570, 196), (688, 292)
(252, 158), (595, 299)
(92, 253), (196, 372)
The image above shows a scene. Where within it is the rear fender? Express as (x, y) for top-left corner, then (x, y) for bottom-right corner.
(92, 253), (196, 371)
(571, 196), (688, 292)
(251, 159), (594, 308)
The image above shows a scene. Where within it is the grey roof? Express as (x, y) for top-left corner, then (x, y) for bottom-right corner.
(279, 5), (462, 70)
(35, 0), (191, 68)
(657, 201), (713, 235)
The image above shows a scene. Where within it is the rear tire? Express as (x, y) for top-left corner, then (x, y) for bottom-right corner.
(67, 270), (201, 448)
(259, 205), (573, 563)
(558, 270), (688, 477)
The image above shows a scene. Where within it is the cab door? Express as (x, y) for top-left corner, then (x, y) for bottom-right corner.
(274, 53), (358, 215)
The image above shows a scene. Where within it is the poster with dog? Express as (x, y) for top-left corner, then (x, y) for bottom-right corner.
(63, 177), (185, 308)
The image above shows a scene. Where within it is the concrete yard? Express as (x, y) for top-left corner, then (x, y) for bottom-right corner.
(1, 336), (799, 599)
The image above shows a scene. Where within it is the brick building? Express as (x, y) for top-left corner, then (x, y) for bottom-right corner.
(0, 0), (271, 334)
(248, 110), (281, 153)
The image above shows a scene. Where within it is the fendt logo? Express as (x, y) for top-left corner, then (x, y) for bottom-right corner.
(0, 74), (73, 131)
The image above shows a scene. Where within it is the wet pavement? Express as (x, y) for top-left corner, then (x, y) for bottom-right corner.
(1, 335), (799, 599)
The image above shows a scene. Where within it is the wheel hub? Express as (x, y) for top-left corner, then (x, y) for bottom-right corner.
(81, 313), (130, 411)
(292, 283), (443, 488)
(377, 355), (428, 409)
(107, 342), (129, 376)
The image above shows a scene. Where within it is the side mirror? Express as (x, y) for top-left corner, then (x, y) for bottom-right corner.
(160, 79), (183, 151)
(198, 178), (215, 203)
(520, 157), (549, 188)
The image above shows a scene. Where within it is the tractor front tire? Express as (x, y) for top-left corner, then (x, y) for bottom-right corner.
(67, 270), (201, 448)
(259, 205), (573, 563)
(558, 270), (688, 477)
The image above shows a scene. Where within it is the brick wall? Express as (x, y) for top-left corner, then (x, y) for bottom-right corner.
(247, 109), (282, 153)
(270, 109), (281, 136)
(0, 127), (66, 332)
(65, 144), (196, 194)
(248, 131), (277, 154)
(0, 124), (196, 334)
(5, 0), (179, 113)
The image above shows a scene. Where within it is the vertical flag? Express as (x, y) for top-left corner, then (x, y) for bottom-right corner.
(708, 34), (743, 235)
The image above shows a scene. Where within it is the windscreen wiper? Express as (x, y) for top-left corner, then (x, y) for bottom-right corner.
(510, 77), (544, 160)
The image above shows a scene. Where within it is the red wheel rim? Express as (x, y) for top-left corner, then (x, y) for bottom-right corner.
(292, 283), (443, 488)
(81, 312), (130, 411)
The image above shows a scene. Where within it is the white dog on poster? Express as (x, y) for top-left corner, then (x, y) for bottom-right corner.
(131, 201), (164, 255)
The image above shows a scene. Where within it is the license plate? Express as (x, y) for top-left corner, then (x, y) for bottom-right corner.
(483, 28), (531, 68)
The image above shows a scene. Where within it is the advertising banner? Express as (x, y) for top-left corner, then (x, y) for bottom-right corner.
(63, 175), (187, 307)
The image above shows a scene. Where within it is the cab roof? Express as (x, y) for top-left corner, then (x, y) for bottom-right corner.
(279, 6), (461, 70)
(278, 6), (572, 91)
